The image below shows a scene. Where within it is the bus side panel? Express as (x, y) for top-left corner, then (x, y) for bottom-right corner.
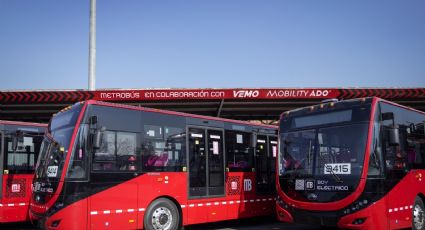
(226, 172), (275, 219)
(187, 200), (209, 224)
(227, 172), (255, 219)
(338, 171), (424, 230)
(337, 195), (388, 229)
(89, 182), (138, 230)
(0, 174), (33, 223)
(388, 171), (423, 229)
(45, 198), (88, 230)
(137, 172), (188, 229)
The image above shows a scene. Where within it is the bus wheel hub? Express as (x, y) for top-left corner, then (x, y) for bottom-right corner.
(414, 204), (424, 229)
(152, 207), (172, 230)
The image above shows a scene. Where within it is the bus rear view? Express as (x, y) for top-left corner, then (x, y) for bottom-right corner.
(277, 97), (425, 229)
(0, 120), (45, 223)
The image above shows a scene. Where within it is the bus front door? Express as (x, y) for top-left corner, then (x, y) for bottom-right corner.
(187, 127), (225, 223)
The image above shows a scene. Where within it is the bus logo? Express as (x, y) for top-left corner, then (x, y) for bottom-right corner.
(295, 179), (305, 190)
(233, 90), (260, 98)
(306, 180), (315, 190)
(243, 179), (252, 191)
(11, 184), (20, 193)
(231, 181), (238, 190)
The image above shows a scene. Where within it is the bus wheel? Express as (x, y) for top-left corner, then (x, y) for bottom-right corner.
(413, 196), (425, 230)
(144, 198), (180, 230)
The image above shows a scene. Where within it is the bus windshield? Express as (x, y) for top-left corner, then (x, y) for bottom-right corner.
(278, 103), (371, 202)
(280, 124), (369, 177)
(35, 103), (83, 182)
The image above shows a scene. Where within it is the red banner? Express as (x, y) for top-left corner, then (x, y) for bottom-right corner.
(93, 88), (340, 101)
(0, 88), (424, 103)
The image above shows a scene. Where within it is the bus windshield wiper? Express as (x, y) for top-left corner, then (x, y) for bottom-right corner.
(328, 165), (343, 183)
(318, 152), (343, 183)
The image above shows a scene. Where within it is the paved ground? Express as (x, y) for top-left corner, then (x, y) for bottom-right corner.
(2, 216), (322, 230)
(186, 216), (322, 230)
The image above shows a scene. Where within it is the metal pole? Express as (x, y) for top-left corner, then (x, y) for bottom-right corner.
(88, 0), (96, 90)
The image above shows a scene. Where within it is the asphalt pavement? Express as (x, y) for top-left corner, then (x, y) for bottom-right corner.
(1, 216), (322, 230)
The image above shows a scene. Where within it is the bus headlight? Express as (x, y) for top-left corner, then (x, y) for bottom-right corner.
(343, 199), (369, 215)
(276, 196), (289, 209)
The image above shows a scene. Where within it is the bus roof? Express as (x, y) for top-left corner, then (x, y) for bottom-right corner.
(378, 97), (425, 116)
(0, 120), (47, 127)
(85, 100), (277, 130)
(280, 97), (425, 120)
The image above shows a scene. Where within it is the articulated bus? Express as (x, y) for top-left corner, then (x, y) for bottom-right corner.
(0, 120), (45, 223)
(276, 97), (425, 229)
(30, 100), (278, 230)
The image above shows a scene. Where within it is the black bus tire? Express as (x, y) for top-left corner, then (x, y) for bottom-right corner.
(144, 198), (180, 230)
(413, 196), (425, 230)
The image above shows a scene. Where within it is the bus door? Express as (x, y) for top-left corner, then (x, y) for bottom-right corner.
(255, 135), (270, 194)
(255, 135), (278, 195)
(187, 127), (225, 223)
(269, 136), (278, 193)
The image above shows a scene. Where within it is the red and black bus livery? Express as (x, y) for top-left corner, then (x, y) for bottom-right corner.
(30, 100), (277, 230)
(0, 120), (45, 223)
(276, 97), (425, 229)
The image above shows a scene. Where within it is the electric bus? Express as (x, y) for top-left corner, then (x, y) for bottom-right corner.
(276, 97), (425, 229)
(0, 120), (45, 223)
(29, 100), (277, 230)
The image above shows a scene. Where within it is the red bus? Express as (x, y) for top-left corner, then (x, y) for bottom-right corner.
(276, 97), (425, 229)
(29, 100), (277, 230)
(0, 120), (46, 223)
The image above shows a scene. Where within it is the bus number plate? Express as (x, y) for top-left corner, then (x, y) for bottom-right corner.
(47, 166), (59, 177)
(324, 163), (351, 175)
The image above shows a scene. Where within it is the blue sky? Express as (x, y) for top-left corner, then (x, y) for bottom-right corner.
(1, 0), (424, 90)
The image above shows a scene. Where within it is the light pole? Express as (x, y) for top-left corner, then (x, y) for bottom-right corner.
(88, 0), (96, 90)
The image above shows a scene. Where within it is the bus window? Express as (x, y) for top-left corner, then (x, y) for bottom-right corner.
(405, 122), (425, 169)
(368, 112), (383, 177)
(116, 132), (137, 171)
(142, 125), (186, 172)
(4, 134), (42, 174)
(380, 102), (425, 174)
(225, 131), (254, 172)
(92, 130), (137, 172)
(67, 125), (88, 179)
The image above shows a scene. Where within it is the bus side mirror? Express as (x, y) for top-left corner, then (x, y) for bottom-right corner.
(12, 136), (18, 152)
(251, 134), (257, 148)
(89, 116), (98, 129)
(93, 126), (106, 149)
(388, 128), (400, 146)
(12, 131), (24, 152)
(382, 112), (394, 121)
(423, 122), (425, 135)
